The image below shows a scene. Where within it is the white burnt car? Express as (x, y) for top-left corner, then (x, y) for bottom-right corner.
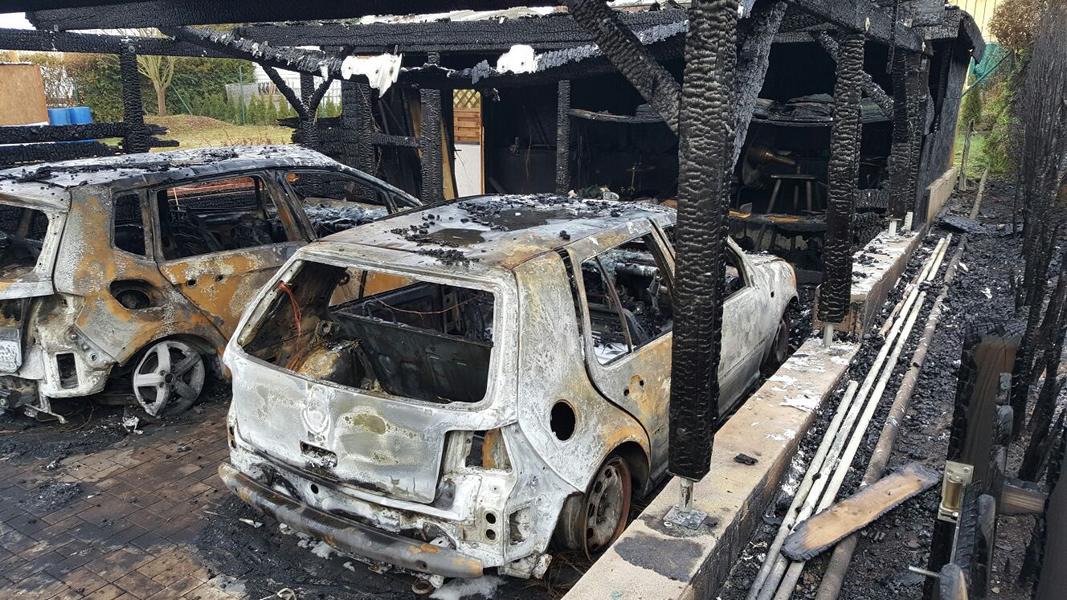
(220, 195), (796, 580)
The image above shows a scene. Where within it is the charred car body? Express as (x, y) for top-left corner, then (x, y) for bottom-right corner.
(221, 194), (797, 579)
(0, 146), (417, 419)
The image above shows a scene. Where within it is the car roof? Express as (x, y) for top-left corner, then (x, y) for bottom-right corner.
(316, 194), (676, 273)
(0, 145), (350, 208)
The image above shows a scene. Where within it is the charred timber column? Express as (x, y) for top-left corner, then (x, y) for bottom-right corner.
(888, 52), (924, 220)
(667, 0), (737, 482)
(298, 72), (320, 148)
(816, 33), (865, 328)
(119, 46), (150, 154)
(342, 79), (375, 174)
(556, 80), (572, 195)
(420, 53), (443, 204)
(565, 0), (681, 133)
(905, 56), (929, 222)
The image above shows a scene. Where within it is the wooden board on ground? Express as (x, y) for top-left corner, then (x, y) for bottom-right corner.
(782, 462), (940, 561)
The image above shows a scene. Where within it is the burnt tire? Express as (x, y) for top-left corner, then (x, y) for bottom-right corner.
(762, 312), (791, 376)
(554, 455), (633, 559)
(132, 340), (206, 418)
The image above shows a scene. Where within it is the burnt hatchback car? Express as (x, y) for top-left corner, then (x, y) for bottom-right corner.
(0, 146), (418, 420)
(220, 195), (796, 580)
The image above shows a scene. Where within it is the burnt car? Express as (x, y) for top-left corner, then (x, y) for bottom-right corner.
(220, 195), (796, 580)
(0, 146), (418, 420)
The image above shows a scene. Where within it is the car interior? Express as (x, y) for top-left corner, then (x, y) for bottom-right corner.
(241, 260), (495, 405)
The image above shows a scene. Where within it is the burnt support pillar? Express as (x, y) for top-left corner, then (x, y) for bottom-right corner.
(816, 33), (865, 327)
(419, 52), (443, 203)
(905, 56), (929, 220)
(342, 79), (375, 174)
(556, 80), (572, 195)
(731, 1), (787, 164)
(298, 72), (320, 148)
(888, 52), (926, 220)
(119, 46), (150, 154)
(667, 0), (737, 483)
(565, 0), (681, 133)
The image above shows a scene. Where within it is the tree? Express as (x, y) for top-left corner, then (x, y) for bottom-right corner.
(137, 53), (176, 116)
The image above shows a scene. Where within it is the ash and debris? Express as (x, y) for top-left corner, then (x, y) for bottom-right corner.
(305, 203), (388, 236)
(721, 182), (1042, 599)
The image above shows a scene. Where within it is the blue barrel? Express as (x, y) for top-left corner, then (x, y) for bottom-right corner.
(47, 107), (71, 126)
(68, 106), (93, 124)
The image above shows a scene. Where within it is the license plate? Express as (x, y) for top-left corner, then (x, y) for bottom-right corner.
(0, 328), (22, 373)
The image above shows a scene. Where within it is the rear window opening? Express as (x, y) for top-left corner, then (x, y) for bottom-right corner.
(240, 260), (495, 405)
(0, 204), (50, 276)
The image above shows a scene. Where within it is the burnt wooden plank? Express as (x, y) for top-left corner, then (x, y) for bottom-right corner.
(782, 462), (940, 561)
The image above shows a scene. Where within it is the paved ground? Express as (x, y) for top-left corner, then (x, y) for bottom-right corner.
(0, 397), (558, 600)
(0, 401), (240, 600)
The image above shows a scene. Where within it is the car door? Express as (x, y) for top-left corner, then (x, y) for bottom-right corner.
(153, 172), (308, 339)
(56, 188), (223, 365)
(564, 222), (676, 473)
(649, 222), (762, 415)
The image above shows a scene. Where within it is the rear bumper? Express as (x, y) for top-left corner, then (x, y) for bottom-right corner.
(217, 463), (485, 579)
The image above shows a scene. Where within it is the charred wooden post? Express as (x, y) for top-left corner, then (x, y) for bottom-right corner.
(887, 52), (914, 220)
(119, 46), (150, 154)
(815, 33), (864, 337)
(341, 80), (376, 174)
(667, 0), (736, 488)
(419, 52), (444, 204)
(904, 55), (929, 222)
(564, 0), (681, 133)
(555, 80), (572, 195)
(812, 30), (893, 118)
(299, 72), (320, 147)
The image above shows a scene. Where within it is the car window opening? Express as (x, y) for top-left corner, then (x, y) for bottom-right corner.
(241, 260), (495, 405)
(580, 234), (673, 364)
(0, 204), (49, 276)
(156, 175), (293, 260)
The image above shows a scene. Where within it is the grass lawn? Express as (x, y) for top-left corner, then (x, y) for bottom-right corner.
(146, 115), (293, 150)
(952, 126), (987, 181)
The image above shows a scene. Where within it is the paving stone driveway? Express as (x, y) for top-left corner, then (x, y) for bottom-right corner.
(0, 402), (242, 600)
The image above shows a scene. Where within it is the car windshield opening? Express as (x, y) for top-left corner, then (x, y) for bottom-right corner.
(0, 204), (49, 277)
(240, 260), (495, 405)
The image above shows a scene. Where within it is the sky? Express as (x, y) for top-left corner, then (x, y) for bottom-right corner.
(0, 13), (32, 29)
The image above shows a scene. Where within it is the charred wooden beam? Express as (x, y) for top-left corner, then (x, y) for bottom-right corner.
(0, 142), (121, 167)
(887, 52), (918, 219)
(812, 31), (893, 118)
(564, 0), (681, 134)
(119, 47), (150, 154)
(0, 27), (227, 57)
(785, 0), (923, 51)
(28, 0), (544, 30)
(816, 32), (864, 325)
(0, 123), (165, 144)
(732, 0), (787, 165)
(668, 0), (736, 481)
(342, 80), (376, 174)
(556, 80), (572, 195)
(419, 90), (444, 203)
(236, 10), (687, 54)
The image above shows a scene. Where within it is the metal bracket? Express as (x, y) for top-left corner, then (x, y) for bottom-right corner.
(938, 461), (973, 523)
(663, 479), (708, 530)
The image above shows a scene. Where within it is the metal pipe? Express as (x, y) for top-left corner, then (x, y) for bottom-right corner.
(772, 286), (928, 600)
(752, 243), (940, 599)
(814, 237), (968, 600)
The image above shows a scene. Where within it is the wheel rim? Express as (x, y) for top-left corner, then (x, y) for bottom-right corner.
(133, 340), (205, 417)
(774, 318), (790, 363)
(583, 457), (631, 557)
